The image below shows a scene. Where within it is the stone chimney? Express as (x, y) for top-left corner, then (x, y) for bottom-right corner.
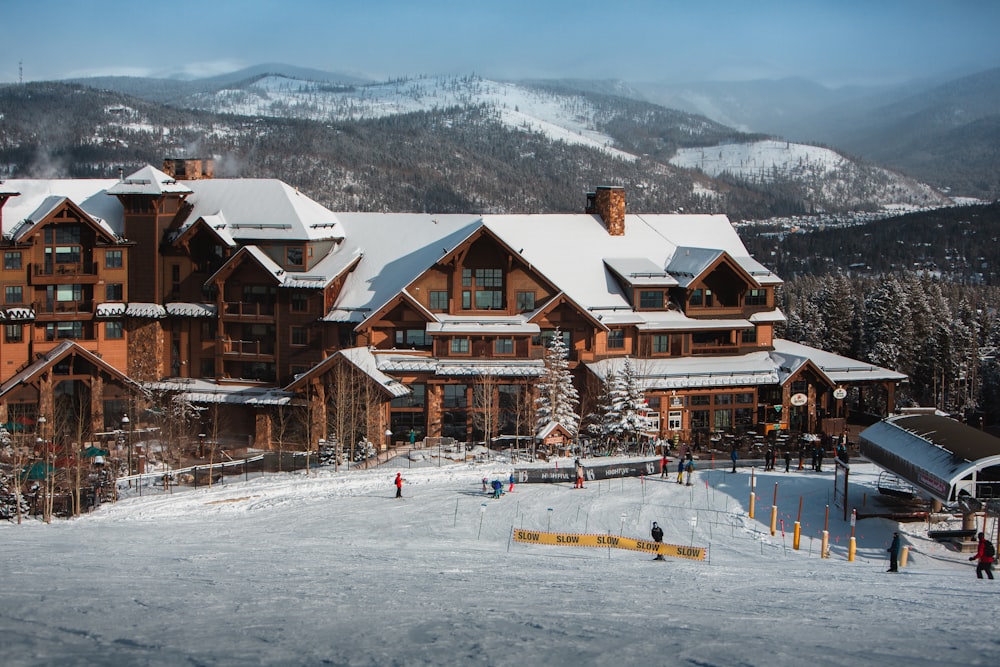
(585, 185), (626, 235)
(162, 157), (215, 180)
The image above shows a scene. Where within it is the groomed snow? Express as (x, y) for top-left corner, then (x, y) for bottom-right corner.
(1, 458), (994, 666)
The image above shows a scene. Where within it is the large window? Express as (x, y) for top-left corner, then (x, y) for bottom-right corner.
(391, 384), (426, 409)
(429, 291), (448, 311)
(450, 337), (470, 354)
(105, 283), (123, 301)
(494, 338), (514, 355)
(533, 329), (570, 349)
(461, 268), (503, 310)
(639, 290), (664, 309)
(395, 329), (430, 349)
(286, 247), (304, 268)
(105, 249), (123, 269)
(4, 252), (21, 270)
(45, 321), (84, 341)
(745, 288), (767, 306)
(652, 334), (670, 353)
(443, 384), (468, 408)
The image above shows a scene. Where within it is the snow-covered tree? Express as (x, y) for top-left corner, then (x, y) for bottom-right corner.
(611, 357), (647, 445)
(586, 370), (619, 448)
(535, 329), (580, 436)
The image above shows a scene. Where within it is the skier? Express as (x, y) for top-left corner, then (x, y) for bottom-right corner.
(509, 472), (516, 493)
(574, 458), (585, 489)
(394, 472), (405, 498)
(651, 521), (665, 560)
(491, 479), (504, 499)
(968, 532), (995, 579)
(887, 532), (900, 572)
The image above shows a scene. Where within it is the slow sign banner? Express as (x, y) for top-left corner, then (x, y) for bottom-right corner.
(512, 529), (705, 561)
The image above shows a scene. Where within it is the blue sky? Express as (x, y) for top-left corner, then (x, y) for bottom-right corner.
(2, 0), (999, 86)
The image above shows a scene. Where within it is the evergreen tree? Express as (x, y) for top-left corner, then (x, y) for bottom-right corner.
(535, 328), (580, 436)
(586, 370), (619, 451)
(612, 357), (648, 446)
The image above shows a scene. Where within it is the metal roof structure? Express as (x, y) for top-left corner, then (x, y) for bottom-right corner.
(859, 415), (1000, 503)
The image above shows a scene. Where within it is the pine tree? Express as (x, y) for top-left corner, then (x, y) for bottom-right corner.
(613, 357), (647, 447)
(535, 328), (580, 436)
(586, 370), (619, 452)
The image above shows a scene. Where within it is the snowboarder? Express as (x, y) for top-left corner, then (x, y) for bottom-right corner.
(651, 521), (665, 560)
(491, 479), (504, 499)
(574, 458), (585, 489)
(394, 472), (405, 498)
(968, 532), (995, 579)
(730, 446), (738, 473)
(887, 532), (900, 572)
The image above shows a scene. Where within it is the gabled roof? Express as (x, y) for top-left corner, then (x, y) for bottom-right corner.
(0, 340), (139, 400)
(106, 165), (193, 196)
(205, 245), (286, 288)
(587, 351), (780, 391)
(171, 213), (237, 249)
(771, 339), (906, 384)
(284, 347), (411, 398)
(426, 315), (539, 336)
(0, 178), (121, 237)
(10, 195), (121, 244)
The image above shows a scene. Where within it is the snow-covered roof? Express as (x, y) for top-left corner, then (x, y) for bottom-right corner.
(859, 415), (1000, 502)
(145, 378), (294, 406)
(126, 303), (168, 319)
(373, 351), (544, 378)
(96, 303), (126, 318)
(0, 178), (122, 237)
(3, 307), (35, 321)
(166, 302), (217, 318)
(749, 309), (786, 323)
(771, 339), (907, 384)
(587, 351), (780, 391)
(633, 311), (753, 331)
(106, 166), (193, 196)
(327, 211), (777, 329)
(335, 347), (412, 398)
(426, 315), (539, 336)
(179, 179), (344, 243)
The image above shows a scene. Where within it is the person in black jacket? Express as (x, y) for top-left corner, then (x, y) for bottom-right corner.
(651, 522), (665, 560)
(887, 532), (901, 572)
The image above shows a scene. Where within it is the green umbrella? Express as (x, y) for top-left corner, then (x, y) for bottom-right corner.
(82, 446), (110, 458)
(21, 461), (53, 481)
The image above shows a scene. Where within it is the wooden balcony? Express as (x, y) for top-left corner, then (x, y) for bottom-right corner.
(30, 262), (100, 285)
(33, 300), (94, 316)
(221, 301), (275, 321)
(218, 338), (276, 360)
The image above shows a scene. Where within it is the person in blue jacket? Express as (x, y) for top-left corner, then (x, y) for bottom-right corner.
(730, 445), (738, 473)
(491, 479), (503, 499)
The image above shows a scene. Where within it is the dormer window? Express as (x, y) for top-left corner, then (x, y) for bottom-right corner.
(286, 246), (304, 268)
(639, 290), (664, 309)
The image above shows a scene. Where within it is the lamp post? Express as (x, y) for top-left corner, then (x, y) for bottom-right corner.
(37, 415), (48, 522)
(121, 414), (131, 476)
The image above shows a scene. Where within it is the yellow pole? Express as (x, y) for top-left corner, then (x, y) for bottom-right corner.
(848, 509), (857, 562)
(821, 505), (830, 558)
(748, 468), (756, 519)
(770, 482), (778, 536)
(793, 496), (803, 550)
(900, 545), (909, 568)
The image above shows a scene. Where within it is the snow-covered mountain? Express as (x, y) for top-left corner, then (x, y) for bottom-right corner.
(178, 74), (952, 211)
(671, 139), (948, 211)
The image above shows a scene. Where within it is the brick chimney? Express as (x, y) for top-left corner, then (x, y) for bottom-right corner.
(163, 157), (214, 180)
(585, 185), (625, 235)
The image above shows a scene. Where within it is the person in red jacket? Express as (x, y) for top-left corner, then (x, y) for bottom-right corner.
(394, 472), (404, 499)
(968, 532), (995, 579)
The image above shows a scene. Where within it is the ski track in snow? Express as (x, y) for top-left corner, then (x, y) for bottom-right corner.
(0, 460), (996, 666)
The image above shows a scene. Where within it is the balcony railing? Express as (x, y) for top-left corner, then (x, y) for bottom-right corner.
(33, 300), (94, 315)
(32, 261), (99, 277)
(219, 338), (276, 359)
(221, 302), (275, 319)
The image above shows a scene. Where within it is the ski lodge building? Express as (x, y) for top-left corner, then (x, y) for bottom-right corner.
(0, 160), (905, 452)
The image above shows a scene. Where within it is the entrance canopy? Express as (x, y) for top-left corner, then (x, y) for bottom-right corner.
(859, 415), (1000, 503)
